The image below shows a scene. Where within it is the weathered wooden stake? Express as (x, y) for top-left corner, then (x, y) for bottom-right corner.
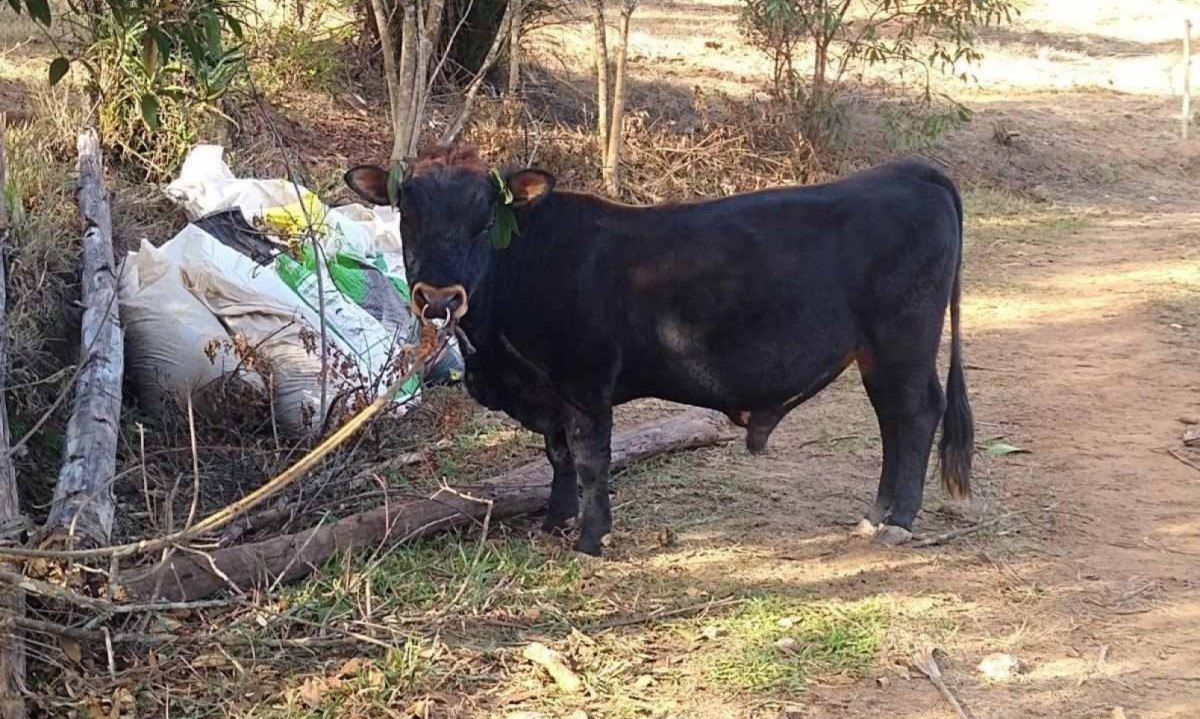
(38, 129), (124, 551)
(1184, 19), (1192, 140)
(0, 117), (28, 719)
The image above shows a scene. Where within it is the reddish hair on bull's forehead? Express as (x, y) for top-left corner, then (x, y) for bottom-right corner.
(410, 143), (487, 176)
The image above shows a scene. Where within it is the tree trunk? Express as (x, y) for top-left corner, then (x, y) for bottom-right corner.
(591, 0), (610, 161)
(813, 39), (828, 96)
(507, 0), (522, 94)
(121, 410), (729, 601)
(368, 0), (406, 164)
(37, 129), (123, 551)
(0, 118), (27, 719)
(602, 0), (635, 196)
(440, 0), (516, 144)
(394, 0), (420, 164)
(408, 0), (448, 157)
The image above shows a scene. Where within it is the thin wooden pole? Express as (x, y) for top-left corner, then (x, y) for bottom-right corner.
(0, 116), (28, 719)
(1184, 19), (1192, 140)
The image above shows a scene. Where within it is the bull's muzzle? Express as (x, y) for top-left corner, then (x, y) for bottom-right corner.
(412, 282), (469, 323)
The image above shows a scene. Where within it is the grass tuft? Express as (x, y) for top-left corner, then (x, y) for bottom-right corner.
(704, 595), (890, 693)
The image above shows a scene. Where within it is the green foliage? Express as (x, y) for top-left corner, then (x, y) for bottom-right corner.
(83, 11), (246, 177)
(5, 0), (248, 178)
(740, 0), (1018, 148)
(248, 14), (350, 96)
(7, 0), (52, 26)
(882, 99), (971, 151)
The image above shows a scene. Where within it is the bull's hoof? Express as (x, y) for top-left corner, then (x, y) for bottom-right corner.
(852, 518), (878, 538)
(873, 524), (913, 546)
(573, 536), (605, 557)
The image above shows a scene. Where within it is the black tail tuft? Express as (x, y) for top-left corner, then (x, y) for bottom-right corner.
(938, 185), (974, 500)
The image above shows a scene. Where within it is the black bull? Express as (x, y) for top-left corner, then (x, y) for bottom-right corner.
(345, 145), (974, 556)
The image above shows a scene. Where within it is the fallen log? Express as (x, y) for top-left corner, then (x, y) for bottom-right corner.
(0, 117), (28, 719)
(121, 410), (729, 601)
(38, 129), (124, 550)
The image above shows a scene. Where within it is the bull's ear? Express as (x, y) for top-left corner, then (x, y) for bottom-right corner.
(344, 165), (392, 206)
(507, 169), (555, 207)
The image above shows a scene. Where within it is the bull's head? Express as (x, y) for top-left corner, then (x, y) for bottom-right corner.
(344, 143), (554, 323)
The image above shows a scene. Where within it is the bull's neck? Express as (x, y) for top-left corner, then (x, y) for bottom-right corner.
(455, 197), (567, 353)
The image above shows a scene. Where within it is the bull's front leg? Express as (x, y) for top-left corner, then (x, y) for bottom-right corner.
(542, 428), (579, 532)
(562, 403), (613, 556)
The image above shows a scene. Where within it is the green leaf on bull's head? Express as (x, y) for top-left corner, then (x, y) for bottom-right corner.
(386, 162), (404, 207)
(489, 168), (514, 206)
(491, 203), (518, 249)
(488, 167), (517, 249)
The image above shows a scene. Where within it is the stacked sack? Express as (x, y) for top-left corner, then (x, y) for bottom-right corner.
(117, 145), (463, 437)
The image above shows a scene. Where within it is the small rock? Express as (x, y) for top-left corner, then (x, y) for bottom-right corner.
(634, 674), (655, 689)
(873, 525), (913, 546)
(852, 518), (877, 538)
(1111, 708), (1127, 719)
(976, 653), (1027, 683)
(569, 711), (589, 719)
(1179, 416), (1199, 426)
(700, 625), (723, 641)
(1184, 426), (1200, 446)
(776, 617), (796, 629)
(774, 638), (798, 653)
(876, 676), (891, 689)
(1029, 184), (1052, 202)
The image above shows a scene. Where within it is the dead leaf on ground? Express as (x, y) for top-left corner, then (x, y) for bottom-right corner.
(295, 675), (342, 709)
(336, 657), (368, 677)
(983, 439), (1031, 456)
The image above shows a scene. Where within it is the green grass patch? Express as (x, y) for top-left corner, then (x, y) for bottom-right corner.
(284, 532), (589, 629)
(702, 595), (889, 693)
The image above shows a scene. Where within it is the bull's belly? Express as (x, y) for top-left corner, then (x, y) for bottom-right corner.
(616, 340), (856, 413)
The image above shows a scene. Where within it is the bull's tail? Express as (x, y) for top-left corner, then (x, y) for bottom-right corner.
(938, 184), (974, 500)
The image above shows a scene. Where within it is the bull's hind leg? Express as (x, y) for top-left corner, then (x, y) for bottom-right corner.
(542, 428), (579, 533)
(859, 319), (947, 545)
